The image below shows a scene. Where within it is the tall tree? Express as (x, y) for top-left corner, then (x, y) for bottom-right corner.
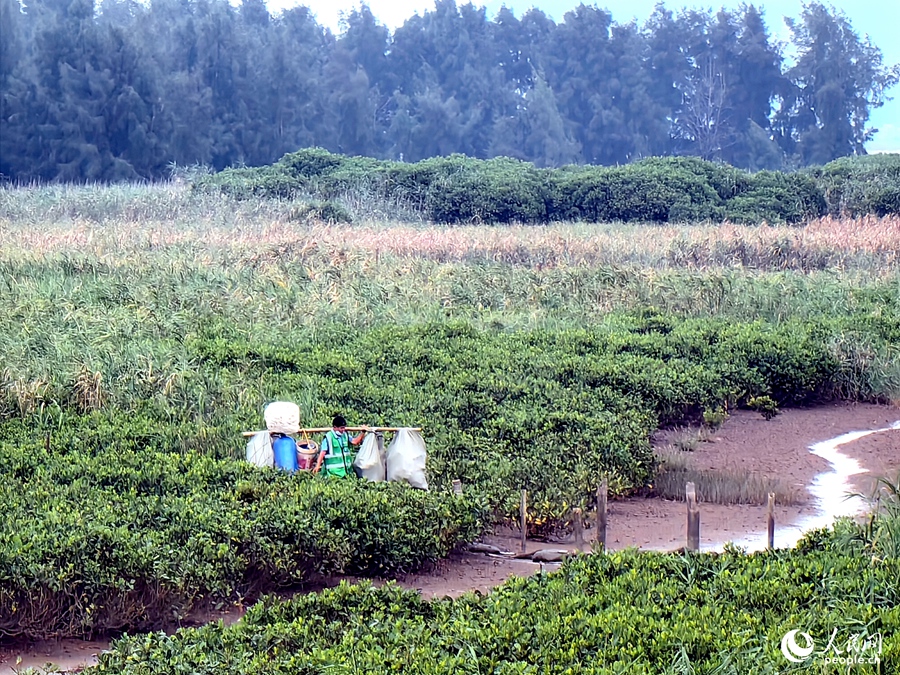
(387, 0), (505, 159)
(725, 5), (784, 168)
(8, 0), (166, 180)
(644, 4), (691, 157)
(669, 9), (739, 160)
(263, 6), (329, 159)
(339, 5), (392, 155)
(0, 0), (24, 86)
(192, 0), (244, 168)
(0, 0), (30, 178)
(1, 0), (897, 181)
(93, 14), (169, 176)
(319, 44), (378, 156)
(545, 4), (619, 164)
(663, 6), (784, 166)
(490, 72), (580, 167)
(602, 21), (671, 162)
(733, 6), (782, 132)
(232, 0), (275, 165)
(775, 2), (899, 164)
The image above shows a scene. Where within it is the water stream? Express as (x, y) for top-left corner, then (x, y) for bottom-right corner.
(713, 420), (900, 553)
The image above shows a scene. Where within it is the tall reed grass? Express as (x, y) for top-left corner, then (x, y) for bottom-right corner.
(3, 190), (899, 269)
(2, 182), (898, 427)
(840, 474), (900, 560)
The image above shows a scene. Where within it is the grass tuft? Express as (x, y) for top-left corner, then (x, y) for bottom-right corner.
(653, 450), (806, 506)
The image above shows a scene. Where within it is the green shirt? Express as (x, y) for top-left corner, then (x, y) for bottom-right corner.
(321, 430), (355, 477)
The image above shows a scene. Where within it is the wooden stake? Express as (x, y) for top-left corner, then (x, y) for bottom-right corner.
(573, 507), (584, 551)
(520, 489), (528, 554)
(767, 492), (776, 550)
(597, 477), (608, 553)
(452, 479), (463, 496)
(686, 482), (700, 552)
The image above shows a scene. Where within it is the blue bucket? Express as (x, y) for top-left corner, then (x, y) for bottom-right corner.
(273, 436), (299, 473)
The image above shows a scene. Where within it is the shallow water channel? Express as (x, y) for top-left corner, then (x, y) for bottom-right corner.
(715, 420), (900, 553)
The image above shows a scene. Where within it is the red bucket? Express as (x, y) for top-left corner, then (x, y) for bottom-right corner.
(297, 440), (319, 471)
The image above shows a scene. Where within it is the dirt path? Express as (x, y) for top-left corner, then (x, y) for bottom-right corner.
(3, 403), (898, 674)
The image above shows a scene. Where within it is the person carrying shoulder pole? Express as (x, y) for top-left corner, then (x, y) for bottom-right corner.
(315, 414), (366, 478)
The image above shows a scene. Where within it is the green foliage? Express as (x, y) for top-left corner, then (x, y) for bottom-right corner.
(0, 310), (864, 640)
(89, 541), (900, 674)
(562, 160), (728, 223)
(778, 4), (899, 166)
(748, 395), (780, 420)
(182, 317), (847, 519)
(724, 171), (826, 223)
(196, 150), (553, 224)
(195, 150), (900, 225)
(702, 407), (728, 429)
(813, 154), (900, 217)
(0, 413), (484, 639)
(288, 200), (353, 224)
(2, 191), (898, 643)
(3, 0), (895, 181)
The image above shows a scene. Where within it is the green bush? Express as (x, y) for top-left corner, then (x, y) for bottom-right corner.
(748, 394), (780, 419)
(421, 156), (550, 224)
(813, 154), (900, 217)
(187, 316), (845, 520)
(0, 311), (857, 640)
(288, 200), (353, 223)
(562, 163), (725, 223)
(90, 539), (900, 674)
(725, 171), (826, 223)
(193, 149), (899, 224)
(0, 416), (484, 640)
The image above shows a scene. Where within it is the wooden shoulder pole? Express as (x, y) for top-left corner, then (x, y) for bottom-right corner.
(242, 426), (422, 437)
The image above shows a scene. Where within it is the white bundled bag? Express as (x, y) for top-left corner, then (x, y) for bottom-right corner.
(264, 401), (300, 435)
(386, 428), (428, 490)
(246, 431), (274, 467)
(353, 432), (386, 482)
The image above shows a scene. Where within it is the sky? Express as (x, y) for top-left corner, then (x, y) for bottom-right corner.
(267, 0), (900, 153)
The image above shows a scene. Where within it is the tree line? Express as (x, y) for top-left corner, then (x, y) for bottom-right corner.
(1, 0), (897, 182)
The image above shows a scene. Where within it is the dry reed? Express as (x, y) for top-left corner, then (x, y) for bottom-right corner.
(3, 214), (899, 272)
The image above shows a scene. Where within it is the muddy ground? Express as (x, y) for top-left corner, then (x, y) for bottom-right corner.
(3, 402), (898, 673)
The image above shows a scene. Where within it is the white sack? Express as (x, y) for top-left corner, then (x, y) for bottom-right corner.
(386, 428), (428, 490)
(264, 401), (300, 435)
(353, 432), (386, 482)
(246, 431), (274, 467)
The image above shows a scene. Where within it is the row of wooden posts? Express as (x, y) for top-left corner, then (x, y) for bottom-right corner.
(683, 482), (777, 552)
(453, 478), (778, 553)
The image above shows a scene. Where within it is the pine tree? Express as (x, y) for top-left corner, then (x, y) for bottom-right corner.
(0, 0), (30, 179)
(490, 73), (579, 167)
(776, 2), (899, 164)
